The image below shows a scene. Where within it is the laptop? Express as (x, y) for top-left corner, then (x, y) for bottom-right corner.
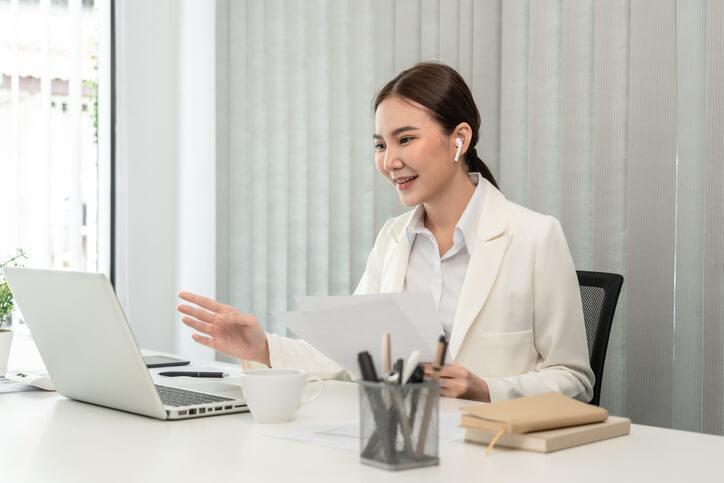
(3, 267), (247, 420)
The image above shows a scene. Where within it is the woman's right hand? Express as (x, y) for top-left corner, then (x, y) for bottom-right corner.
(177, 291), (271, 366)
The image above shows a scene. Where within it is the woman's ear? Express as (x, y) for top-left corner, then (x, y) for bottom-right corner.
(451, 122), (473, 156)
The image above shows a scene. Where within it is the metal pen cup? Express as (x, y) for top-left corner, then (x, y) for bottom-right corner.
(358, 380), (439, 471)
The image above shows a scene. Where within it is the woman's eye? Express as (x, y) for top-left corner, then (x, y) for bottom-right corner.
(399, 137), (413, 144)
(374, 143), (385, 151)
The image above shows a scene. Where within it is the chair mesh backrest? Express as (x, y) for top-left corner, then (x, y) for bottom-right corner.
(576, 271), (624, 406)
(580, 285), (606, 357)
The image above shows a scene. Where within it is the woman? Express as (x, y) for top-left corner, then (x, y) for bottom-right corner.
(178, 62), (594, 403)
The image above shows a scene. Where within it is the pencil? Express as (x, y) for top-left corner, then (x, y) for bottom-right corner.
(381, 331), (391, 374)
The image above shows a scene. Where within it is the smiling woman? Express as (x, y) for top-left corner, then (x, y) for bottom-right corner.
(177, 62), (595, 404)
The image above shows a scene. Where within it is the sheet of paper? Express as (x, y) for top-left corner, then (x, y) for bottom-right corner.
(0, 376), (42, 394)
(295, 292), (444, 345)
(277, 294), (442, 378)
(261, 412), (465, 452)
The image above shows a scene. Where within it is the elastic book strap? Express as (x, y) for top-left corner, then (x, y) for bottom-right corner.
(485, 428), (507, 455)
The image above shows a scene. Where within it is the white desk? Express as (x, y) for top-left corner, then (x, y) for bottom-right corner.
(3, 329), (724, 483)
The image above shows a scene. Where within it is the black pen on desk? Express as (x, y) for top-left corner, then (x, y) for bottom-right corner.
(357, 351), (379, 382)
(158, 371), (228, 378)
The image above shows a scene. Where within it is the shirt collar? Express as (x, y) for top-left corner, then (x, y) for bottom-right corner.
(405, 172), (486, 252)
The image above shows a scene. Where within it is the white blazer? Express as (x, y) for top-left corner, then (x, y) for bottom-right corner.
(255, 179), (595, 402)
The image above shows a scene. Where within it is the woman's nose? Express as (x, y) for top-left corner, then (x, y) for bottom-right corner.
(382, 146), (403, 172)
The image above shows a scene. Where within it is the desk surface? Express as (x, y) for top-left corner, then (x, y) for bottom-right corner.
(3, 329), (724, 483)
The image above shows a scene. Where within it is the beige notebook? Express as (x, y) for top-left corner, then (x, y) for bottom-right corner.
(464, 415), (631, 453)
(459, 392), (609, 434)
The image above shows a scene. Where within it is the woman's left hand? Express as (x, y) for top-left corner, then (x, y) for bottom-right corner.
(423, 363), (490, 402)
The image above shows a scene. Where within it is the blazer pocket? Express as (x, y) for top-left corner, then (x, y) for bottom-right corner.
(476, 329), (537, 377)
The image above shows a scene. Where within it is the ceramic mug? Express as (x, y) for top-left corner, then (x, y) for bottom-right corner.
(239, 369), (323, 423)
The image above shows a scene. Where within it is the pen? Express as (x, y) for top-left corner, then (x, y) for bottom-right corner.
(393, 358), (404, 385)
(158, 371), (228, 378)
(358, 351), (396, 462)
(407, 364), (425, 422)
(415, 335), (448, 458)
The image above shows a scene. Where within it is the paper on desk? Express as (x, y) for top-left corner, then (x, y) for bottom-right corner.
(277, 293), (442, 377)
(261, 412), (465, 452)
(0, 376), (42, 394)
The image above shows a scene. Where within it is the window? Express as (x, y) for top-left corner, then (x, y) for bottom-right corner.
(0, 0), (109, 273)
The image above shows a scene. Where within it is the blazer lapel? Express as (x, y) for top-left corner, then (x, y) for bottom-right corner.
(448, 183), (511, 360)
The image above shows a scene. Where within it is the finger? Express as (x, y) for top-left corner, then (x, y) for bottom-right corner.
(440, 382), (457, 398)
(440, 379), (464, 398)
(191, 333), (219, 350)
(178, 291), (224, 313)
(178, 304), (218, 325)
(438, 364), (465, 378)
(424, 363), (457, 377)
(181, 316), (216, 337)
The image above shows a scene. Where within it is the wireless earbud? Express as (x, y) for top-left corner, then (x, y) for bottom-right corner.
(454, 138), (463, 162)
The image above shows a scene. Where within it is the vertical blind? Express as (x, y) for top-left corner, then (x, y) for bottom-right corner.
(222, 0), (724, 434)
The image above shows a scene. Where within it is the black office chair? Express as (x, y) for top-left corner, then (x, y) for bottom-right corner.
(576, 271), (624, 406)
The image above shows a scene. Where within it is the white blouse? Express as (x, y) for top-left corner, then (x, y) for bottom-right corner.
(404, 172), (485, 336)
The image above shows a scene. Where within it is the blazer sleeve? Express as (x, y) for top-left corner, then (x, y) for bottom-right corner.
(240, 219), (395, 378)
(484, 217), (595, 402)
(238, 332), (348, 380)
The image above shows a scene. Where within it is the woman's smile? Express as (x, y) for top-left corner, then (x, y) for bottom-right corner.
(393, 174), (418, 191)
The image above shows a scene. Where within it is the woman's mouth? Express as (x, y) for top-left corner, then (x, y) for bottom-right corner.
(394, 175), (418, 191)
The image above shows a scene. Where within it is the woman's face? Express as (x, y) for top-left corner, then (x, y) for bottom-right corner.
(374, 96), (460, 207)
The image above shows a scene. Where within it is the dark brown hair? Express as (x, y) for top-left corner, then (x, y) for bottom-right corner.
(374, 62), (499, 190)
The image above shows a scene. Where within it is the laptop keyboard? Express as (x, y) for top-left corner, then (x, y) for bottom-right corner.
(156, 384), (234, 407)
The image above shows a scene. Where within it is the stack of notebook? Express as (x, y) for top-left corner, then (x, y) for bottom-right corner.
(460, 392), (630, 453)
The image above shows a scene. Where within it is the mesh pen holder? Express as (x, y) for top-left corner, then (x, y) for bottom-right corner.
(358, 380), (440, 471)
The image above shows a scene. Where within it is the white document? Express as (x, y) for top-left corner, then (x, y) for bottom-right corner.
(277, 293), (443, 378)
(261, 412), (465, 452)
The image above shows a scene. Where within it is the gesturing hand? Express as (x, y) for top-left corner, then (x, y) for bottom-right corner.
(423, 363), (490, 402)
(177, 292), (271, 366)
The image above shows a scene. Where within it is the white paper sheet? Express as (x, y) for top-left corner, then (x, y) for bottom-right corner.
(295, 292), (444, 343)
(0, 376), (41, 394)
(261, 412), (465, 452)
(277, 293), (443, 377)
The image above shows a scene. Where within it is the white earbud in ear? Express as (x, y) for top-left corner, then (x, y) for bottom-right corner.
(454, 138), (463, 162)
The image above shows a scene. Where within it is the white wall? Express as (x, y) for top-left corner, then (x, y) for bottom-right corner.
(114, 0), (216, 359)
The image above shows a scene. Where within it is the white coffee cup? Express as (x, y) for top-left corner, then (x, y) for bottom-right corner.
(239, 369), (323, 424)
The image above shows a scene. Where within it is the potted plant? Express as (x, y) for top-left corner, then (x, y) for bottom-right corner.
(1, 249), (26, 376)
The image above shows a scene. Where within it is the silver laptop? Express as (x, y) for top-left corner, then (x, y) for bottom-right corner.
(4, 267), (247, 420)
